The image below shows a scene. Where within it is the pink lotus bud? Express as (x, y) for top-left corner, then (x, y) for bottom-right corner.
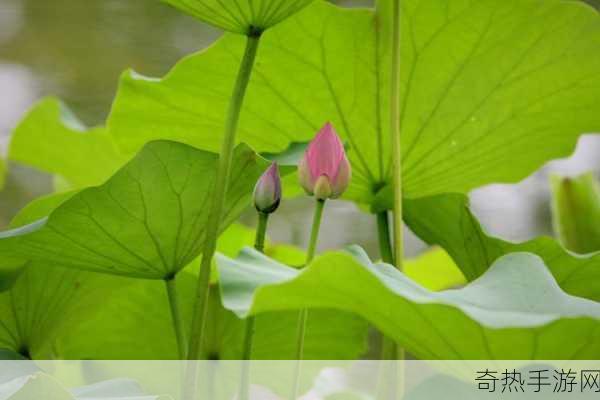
(253, 162), (281, 214)
(298, 123), (351, 200)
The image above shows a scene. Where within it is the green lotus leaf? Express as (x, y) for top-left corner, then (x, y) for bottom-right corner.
(162, 0), (314, 34)
(0, 192), (78, 292)
(59, 271), (367, 360)
(0, 224), (244, 360)
(0, 265), (126, 359)
(403, 192), (600, 301)
(551, 172), (600, 254)
(404, 247), (466, 291)
(0, 259), (25, 294)
(218, 247), (600, 359)
(109, 0), (600, 206)
(9, 98), (126, 190)
(0, 349), (27, 360)
(581, 0), (600, 11)
(0, 140), (268, 279)
(9, 191), (77, 229)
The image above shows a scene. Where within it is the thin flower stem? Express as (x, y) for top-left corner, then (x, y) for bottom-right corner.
(376, 212), (399, 362)
(254, 212), (269, 253)
(165, 277), (187, 359)
(376, 211), (394, 265)
(390, 0), (404, 270)
(387, 0), (406, 397)
(239, 212), (270, 400)
(290, 308), (308, 399)
(291, 199), (326, 399)
(187, 32), (262, 361)
(306, 199), (326, 263)
(389, 0), (406, 363)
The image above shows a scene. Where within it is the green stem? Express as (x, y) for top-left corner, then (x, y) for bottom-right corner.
(165, 277), (187, 359)
(387, 0), (406, 397)
(290, 308), (308, 399)
(254, 212), (268, 253)
(376, 212), (399, 362)
(376, 211), (394, 264)
(390, 0), (405, 364)
(187, 33), (262, 361)
(291, 199), (326, 399)
(390, 0), (404, 270)
(305, 199), (326, 264)
(241, 317), (256, 359)
(239, 212), (270, 400)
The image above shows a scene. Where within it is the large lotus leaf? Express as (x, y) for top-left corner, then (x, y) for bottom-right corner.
(8, 192), (76, 229)
(404, 247), (466, 291)
(58, 231), (367, 360)
(218, 247), (600, 359)
(403, 192), (600, 301)
(583, 0), (600, 11)
(162, 0), (314, 34)
(0, 141), (268, 279)
(551, 173), (600, 254)
(9, 98), (125, 189)
(59, 275), (367, 360)
(108, 0), (600, 205)
(0, 264), (126, 359)
(0, 193), (77, 292)
(0, 260), (24, 294)
(8, 224), (249, 360)
(0, 349), (26, 360)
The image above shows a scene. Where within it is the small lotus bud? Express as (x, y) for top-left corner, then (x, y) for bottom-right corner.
(298, 122), (351, 199)
(253, 162), (281, 214)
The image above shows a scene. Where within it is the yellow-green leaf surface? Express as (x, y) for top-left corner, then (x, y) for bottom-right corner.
(8, 191), (77, 229)
(404, 248), (466, 291)
(551, 172), (600, 254)
(109, 0), (600, 206)
(0, 192), (77, 292)
(218, 247), (600, 359)
(10, 98), (126, 189)
(404, 193), (600, 301)
(0, 141), (268, 279)
(162, 0), (314, 34)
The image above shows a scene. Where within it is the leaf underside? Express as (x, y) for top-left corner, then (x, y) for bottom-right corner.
(0, 141), (268, 280)
(162, 0), (314, 34)
(0, 222), (367, 361)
